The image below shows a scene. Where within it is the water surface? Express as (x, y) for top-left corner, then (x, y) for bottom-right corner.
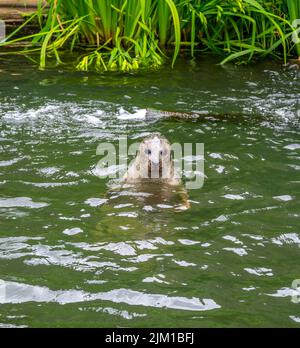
(0, 56), (300, 327)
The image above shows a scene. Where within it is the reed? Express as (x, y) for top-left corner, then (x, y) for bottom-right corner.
(285, 0), (300, 57)
(0, 0), (299, 71)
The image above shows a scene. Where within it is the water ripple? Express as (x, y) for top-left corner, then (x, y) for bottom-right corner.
(0, 281), (221, 312)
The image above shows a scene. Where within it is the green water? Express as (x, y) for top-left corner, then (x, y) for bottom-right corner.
(0, 56), (299, 328)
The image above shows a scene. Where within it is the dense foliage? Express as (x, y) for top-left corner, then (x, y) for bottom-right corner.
(1, 0), (300, 71)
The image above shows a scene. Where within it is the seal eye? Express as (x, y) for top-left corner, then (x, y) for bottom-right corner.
(160, 150), (163, 156)
(145, 149), (151, 155)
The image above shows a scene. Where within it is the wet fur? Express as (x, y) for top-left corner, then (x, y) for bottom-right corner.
(124, 134), (178, 184)
(123, 134), (190, 210)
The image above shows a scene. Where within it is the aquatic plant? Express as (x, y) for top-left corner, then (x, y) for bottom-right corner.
(285, 0), (300, 57)
(0, 0), (299, 71)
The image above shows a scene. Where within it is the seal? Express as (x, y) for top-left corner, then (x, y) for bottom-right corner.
(123, 133), (179, 184)
(123, 133), (190, 211)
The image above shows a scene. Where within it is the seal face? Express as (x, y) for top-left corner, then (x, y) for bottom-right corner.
(124, 134), (178, 184)
(140, 135), (172, 180)
(121, 133), (190, 211)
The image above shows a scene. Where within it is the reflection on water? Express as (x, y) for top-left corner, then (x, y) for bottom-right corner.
(1, 280), (220, 312)
(0, 56), (300, 327)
